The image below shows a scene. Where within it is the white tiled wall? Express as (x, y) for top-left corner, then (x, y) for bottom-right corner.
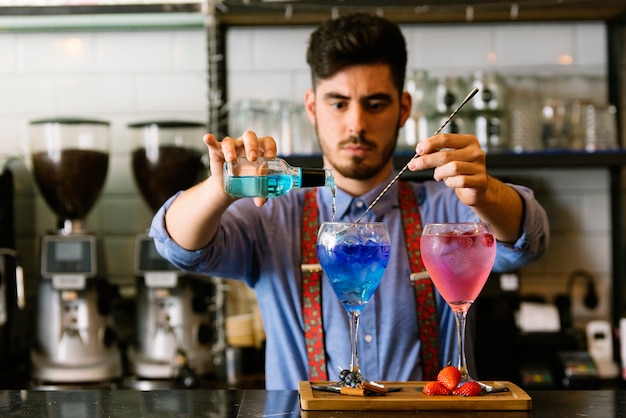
(0, 19), (616, 326)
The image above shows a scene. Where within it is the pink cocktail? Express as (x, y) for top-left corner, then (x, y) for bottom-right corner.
(420, 222), (496, 382)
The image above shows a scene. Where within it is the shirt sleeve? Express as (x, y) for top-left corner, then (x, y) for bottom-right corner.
(149, 192), (212, 271)
(491, 183), (550, 272)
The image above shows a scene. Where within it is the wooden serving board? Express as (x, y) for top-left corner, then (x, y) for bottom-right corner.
(299, 381), (532, 411)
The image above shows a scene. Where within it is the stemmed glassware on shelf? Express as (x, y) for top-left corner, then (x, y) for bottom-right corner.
(420, 222), (496, 382)
(316, 222), (391, 385)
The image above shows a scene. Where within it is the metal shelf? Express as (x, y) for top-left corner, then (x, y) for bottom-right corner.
(216, 0), (626, 25)
(286, 149), (626, 170)
(1, 1), (624, 25)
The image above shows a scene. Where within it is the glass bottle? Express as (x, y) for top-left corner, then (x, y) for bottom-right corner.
(223, 156), (334, 198)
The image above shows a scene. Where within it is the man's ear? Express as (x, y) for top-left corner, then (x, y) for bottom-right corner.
(399, 91), (412, 128)
(304, 88), (316, 126)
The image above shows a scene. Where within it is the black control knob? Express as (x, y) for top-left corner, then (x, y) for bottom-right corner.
(103, 327), (117, 348)
(197, 323), (212, 345)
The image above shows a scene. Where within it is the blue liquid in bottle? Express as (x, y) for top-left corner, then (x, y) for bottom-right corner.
(223, 157), (334, 198)
(225, 174), (296, 198)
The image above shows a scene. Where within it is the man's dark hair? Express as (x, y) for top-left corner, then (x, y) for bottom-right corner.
(306, 13), (408, 94)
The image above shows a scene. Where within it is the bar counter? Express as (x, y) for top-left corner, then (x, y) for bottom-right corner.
(0, 388), (625, 417)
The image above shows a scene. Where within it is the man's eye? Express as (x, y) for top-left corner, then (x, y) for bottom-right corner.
(331, 101), (347, 110)
(367, 101), (387, 111)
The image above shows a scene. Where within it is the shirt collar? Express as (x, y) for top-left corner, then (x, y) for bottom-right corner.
(320, 171), (400, 222)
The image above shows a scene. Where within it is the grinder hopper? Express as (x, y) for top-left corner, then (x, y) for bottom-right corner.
(30, 117), (109, 234)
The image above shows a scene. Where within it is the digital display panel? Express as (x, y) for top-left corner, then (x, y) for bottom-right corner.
(42, 236), (95, 276)
(56, 241), (82, 261)
(136, 236), (177, 273)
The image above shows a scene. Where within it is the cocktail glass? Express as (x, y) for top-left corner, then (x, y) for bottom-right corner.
(317, 222), (391, 383)
(420, 222), (496, 382)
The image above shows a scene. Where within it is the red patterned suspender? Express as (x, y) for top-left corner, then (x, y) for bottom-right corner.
(301, 183), (439, 382)
(398, 181), (440, 381)
(301, 188), (327, 380)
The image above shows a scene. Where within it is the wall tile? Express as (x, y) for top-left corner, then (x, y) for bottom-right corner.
(17, 32), (95, 74)
(405, 24), (494, 71)
(541, 234), (610, 274)
(537, 192), (581, 233)
(225, 28), (252, 72)
(0, 76), (56, 115)
(534, 168), (609, 192)
(227, 70), (296, 105)
(0, 118), (19, 155)
(575, 23), (607, 67)
(135, 73), (206, 113)
(172, 29), (207, 72)
(0, 34), (17, 74)
(495, 24), (575, 68)
(94, 30), (172, 73)
(250, 27), (309, 71)
(98, 196), (151, 235)
(581, 192), (610, 232)
(294, 69), (312, 100)
(56, 74), (135, 115)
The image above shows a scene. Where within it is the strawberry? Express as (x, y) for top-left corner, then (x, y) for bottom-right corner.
(452, 381), (482, 397)
(423, 381), (451, 396)
(437, 365), (461, 390)
(481, 233), (495, 247)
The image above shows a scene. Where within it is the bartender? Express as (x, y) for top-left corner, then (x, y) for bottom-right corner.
(150, 12), (549, 390)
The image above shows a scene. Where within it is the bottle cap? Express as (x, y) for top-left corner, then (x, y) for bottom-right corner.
(301, 168), (332, 187)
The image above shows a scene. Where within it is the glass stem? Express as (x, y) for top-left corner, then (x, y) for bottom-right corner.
(454, 309), (471, 381)
(349, 311), (362, 377)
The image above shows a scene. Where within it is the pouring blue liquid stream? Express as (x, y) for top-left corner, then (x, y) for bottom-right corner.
(354, 87), (480, 224)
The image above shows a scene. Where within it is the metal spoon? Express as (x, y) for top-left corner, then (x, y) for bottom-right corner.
(477, 381), (510, 394)
(355, 87), (479, 224)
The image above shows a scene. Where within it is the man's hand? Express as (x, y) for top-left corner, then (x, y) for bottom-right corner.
(204, 130), (277, 207)
(408, 133), (489, 207)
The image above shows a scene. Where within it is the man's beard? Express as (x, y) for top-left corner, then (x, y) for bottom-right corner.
(315, 124), (399, 181)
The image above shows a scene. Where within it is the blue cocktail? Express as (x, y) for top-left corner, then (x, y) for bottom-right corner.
(317, 222), (391, 383)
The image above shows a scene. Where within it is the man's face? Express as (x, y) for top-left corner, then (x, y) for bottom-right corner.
(305, 64), (410, 181)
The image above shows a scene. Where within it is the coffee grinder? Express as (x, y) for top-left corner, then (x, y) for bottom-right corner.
(28, 117), (122, 386)
(126, 120), (223, 387)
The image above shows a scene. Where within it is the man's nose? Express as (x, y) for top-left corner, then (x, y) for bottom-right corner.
(347, 105), (367, 136)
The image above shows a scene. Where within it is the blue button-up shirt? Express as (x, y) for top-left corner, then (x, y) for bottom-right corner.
(150, 171), (548, 389)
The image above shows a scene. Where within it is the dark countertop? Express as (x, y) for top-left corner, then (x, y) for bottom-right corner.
(0, 388), (625, 417)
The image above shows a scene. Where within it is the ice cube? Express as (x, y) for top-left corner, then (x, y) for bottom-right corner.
(432, 236), (460, 256)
